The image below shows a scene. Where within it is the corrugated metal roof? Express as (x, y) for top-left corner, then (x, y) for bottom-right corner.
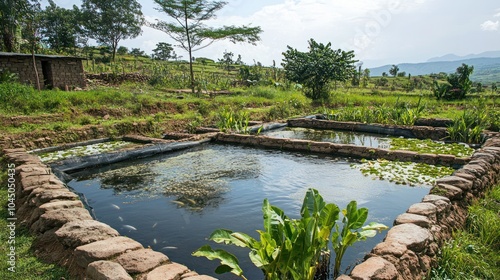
(0, 52), (85, 60)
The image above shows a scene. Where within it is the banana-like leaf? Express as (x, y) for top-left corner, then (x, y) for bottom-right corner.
(192, 245), (244, 276)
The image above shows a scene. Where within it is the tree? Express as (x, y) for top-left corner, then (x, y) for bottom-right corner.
(150, 0), (262, 93)
(40, 0), (79, 53)
(129, 47), (147, 58)
(152, 42), (176, 60)
(79, 0), (144, 61)
(218, 50), (233, 73)
(282, 39), (357, 101)
(117, 46), (128, 55)
(0, 0), (35, 52)
(433, 63), (474, 100)
(389, 64), (399, 77)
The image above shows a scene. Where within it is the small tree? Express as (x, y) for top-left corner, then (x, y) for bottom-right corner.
(434, 63), (474, 100)
(116, 46), (128, 55)
(150, 0), (262, 93)
(40, 0), (80, 53)
(282, 39), (357, 101)
(389, 64), (399, 77)
(79, 0), (144, 62)
(152, 42), (176, 61)
(218, 50), (234, 73)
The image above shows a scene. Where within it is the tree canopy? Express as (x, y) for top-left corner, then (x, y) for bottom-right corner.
(150, 0), (262, 92)
(79, 0), (144, 61)
(282, 39), (357, 101)
(0, 0), (33, 52)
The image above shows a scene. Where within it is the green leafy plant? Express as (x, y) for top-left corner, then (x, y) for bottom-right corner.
(192, 188), (387, 280)
(216, 107), (250, 133)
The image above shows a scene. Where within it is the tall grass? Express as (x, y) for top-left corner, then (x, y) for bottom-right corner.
(430, 186), (500, 280)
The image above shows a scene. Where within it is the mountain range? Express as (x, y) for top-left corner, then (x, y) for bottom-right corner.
(368, 51), (500, 83)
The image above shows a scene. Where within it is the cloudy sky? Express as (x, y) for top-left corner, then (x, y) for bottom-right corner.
(48, 0), (500, 67)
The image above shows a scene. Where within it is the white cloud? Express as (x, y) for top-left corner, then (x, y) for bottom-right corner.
(481, 20), (499, 31)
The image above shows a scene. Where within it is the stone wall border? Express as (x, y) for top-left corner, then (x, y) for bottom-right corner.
(4, 121), (499, 279)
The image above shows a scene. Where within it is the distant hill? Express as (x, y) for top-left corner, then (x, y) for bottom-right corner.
(427, 51), (500, 62)
(368, 56), (500, 83)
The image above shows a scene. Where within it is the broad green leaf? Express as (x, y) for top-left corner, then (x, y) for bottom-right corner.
(192, 245), (244, 276)
(231, 232), (258, 248)
(359, 229), (377, 239)
(362, 222), (389, 232)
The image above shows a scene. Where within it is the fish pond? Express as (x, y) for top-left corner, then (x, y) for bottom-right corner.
(67, 143), (431, 279)
(263, 127), (474, 157)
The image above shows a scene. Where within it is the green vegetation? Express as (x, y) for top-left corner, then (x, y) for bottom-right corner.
(193, 188), (387, 279)
(430, 185), (500, 280)
(0, 157), (69, 279)
(389, 138), (474, 158)
(353, 159), (455, 186)
(282, 39), (356, 101)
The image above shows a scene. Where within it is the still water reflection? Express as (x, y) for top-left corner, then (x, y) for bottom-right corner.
(68, 143), (429, 279)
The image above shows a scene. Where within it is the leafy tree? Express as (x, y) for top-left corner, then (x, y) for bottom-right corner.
(129, 47), (147, 58)
(218, 50), (234, 73)
(150, 0), (262, 93)
(116, 46), (128, 55)
(152, 42), (176, 60)
(39, 0), (80, 53)
(79, 0), (144, 61)
(389, 64), (399, 77)
(433, 64), (474, 100)
(492, 82), (497, 93)
(0, 0), (35, 52)
(282, 39), (357, 101)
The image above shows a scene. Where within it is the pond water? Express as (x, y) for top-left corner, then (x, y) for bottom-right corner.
(262, 127), (392, 149)
(67, 143), (430, 279)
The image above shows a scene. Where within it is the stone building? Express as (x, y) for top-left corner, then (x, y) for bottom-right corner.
(0, 52), (86, 89)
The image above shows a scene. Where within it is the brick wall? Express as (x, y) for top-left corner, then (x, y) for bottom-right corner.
(0, 55), (86, 89)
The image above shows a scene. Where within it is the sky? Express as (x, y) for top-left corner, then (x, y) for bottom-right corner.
(46, 0), (500, 68)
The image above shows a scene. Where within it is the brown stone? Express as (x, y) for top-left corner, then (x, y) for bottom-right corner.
(372, 241), (407, 257)
(181, 276), (217, 280)
(336, 275), (354, 280)
(27, 189), (80, 207)
(435, 176), (473, 191)
(55, 220), (119, 248)
(395, 213), (432, 228)
(86, 261), (133, 280)
(116, 249), (169, 274)
(407, 203), (437, 221)
(385, 224), (432, 253)
(350, 256), (398, 280)
(421, 194), (450, 204)
(26, 200), (83, 226)
(431, 184), (463, 200)
(139, 262), (189, 280)
(74, 236), (143, 268)
(31, 207), (93, 233)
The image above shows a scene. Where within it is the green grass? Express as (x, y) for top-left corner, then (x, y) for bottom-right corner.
(0, 158), (70, 279)
(430, 186), (500, 280)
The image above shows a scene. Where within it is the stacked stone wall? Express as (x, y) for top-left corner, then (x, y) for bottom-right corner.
(3, 148), (216, 280)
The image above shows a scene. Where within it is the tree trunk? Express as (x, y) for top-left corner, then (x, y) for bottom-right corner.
(31, 50), (41, 91)
(183, 4), (195, 95)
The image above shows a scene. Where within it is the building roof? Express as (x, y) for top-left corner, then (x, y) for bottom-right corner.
(0, 52), (85, 60)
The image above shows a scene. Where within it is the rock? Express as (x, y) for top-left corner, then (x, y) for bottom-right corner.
(372, 242), (407, 257)
(55, 220), (119, 248)
(86, 261), (132, 280)
(74, 236), (143, 268)
(115, 249), (169, 274)
(435, 176), (473, 191)
(350, 256), (398, 280)
(395, 213), (432, 228)
(421, 194), (450, 204)
(385, 224), (432, 253)
(26, 200), (84, 226)
(138, 262), (189, 280)
(431, 184), (463, 200)
(31, 207), (93, 233)
(407, 203), (437, 221)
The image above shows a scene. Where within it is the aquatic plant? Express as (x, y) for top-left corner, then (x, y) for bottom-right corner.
(389, 138), (474, 158)
(193, 188), (387, 279)
(353, 159), (455, 186)
(36, 141), (134, 163)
